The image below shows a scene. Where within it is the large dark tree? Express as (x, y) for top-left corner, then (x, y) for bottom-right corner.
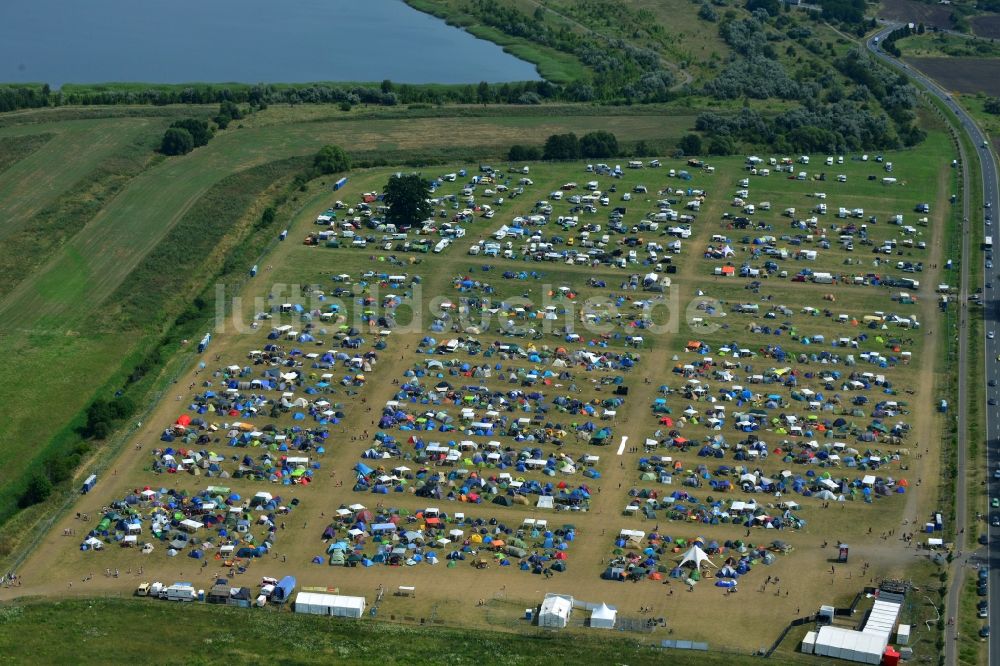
(509, 144), (542, 161)
(170, 118), (213, 147)
(160, 127), (194, 156)
(214, 100), (243, 128)
(383, 174), (432, 230)
(580, 131), (619, 158)
(313, 144), (351, 174)
(678, 134), (703, 156)
(18, 472), (52, 508)
(543, 132), (581, 160)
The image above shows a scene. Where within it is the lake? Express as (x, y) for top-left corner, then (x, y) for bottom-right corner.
(0, 0), (539, 87)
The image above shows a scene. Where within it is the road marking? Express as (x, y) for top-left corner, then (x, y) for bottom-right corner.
(617, 436), (628, 456)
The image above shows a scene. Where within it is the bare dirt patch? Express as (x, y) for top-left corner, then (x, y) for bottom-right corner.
(879, 0), (955, 30)
(906, 57), (1000, 96)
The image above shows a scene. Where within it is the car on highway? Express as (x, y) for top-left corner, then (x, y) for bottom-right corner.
(994, 497), (1000, 508)
(990, 331), (996, 339)
(992, 514), (1000, 526)
(988, 261), (994, 269)
(990, 379), (997, 387)
(995, 469), (1000, 479)
(989, 398), (997, 406)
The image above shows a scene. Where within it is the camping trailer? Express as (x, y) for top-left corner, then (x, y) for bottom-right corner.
(162, 583), (197, 602)
(81, 474), (97, 494)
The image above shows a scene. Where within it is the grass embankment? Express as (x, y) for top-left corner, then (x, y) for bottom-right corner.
(0, 133), (52, 174)
(0, 597), (785, 665)
(957, 577), (987, 665)
(0, 130), (163, 303)
(922, 80), (987, 666)
(954, 95), (1000, 142)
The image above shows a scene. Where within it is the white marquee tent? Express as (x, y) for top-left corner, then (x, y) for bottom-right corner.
(590, 603), (617, 629)
(679, 544), (715, 569)
(294, 592), (366, 618)
(538, 595), (573, 628)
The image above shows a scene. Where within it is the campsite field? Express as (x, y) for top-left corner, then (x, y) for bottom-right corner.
(0, 104), (698, 541)
(0, 127), (960, 660)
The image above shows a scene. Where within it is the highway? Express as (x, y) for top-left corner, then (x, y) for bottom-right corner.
(866, 25), (999, 665)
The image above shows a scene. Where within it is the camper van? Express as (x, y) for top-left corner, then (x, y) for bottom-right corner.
(162, 583), (197, 602)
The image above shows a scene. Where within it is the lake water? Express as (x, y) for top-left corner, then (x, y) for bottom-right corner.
(0, 0), (539, 87)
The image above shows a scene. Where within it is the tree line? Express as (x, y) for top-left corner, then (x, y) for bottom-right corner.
(508, 131), (621, 161)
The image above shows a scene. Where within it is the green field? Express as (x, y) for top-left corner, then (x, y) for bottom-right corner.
(896, 32), (1000, 58)
(0, 597), (834, 665)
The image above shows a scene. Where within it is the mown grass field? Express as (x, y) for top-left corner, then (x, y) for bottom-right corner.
(0, 133), (52, 175)
(0, 119), (163, 240)
(0, 597), (825, 666)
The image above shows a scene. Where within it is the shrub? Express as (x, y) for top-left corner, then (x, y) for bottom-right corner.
(313, 145), (351, 175)
(160, 127), (193, 156)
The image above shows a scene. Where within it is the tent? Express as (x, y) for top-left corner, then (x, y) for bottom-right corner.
(679, 544), (715, 569)
(590, 603), (617, 629)
(538, 595), (572, 628)
(294, 592), (366, 618)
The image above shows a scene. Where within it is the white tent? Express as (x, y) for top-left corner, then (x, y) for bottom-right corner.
(813, 625), (886, 664)
(538, 595), (573, 628)
(294, 592), (366, 618)
(590, 603), (617, 629)
(679, 544), (715, 569)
